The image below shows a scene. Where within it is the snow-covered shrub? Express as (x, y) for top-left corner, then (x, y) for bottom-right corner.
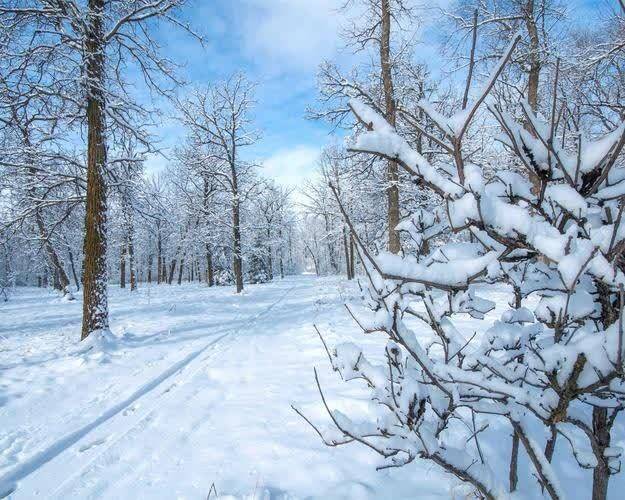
(300, 36), (625, 500)
(214, 269), (234, 287)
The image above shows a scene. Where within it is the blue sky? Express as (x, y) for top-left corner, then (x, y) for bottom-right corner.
(145, 0), (352, 187)
(145, 0), (605, 188)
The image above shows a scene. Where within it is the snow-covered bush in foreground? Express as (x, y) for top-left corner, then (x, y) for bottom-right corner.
(298, 36), (625, 500)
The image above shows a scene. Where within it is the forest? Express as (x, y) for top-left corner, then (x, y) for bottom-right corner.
(2, 0), (625, 499)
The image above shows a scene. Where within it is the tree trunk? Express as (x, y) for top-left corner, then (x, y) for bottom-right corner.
(128, 239), (136, 291)
(231, 165), (244, 293)
(147, 253), (153, 284)
(156, 230), (162, 284)
(349, 234), (355, 278)
(68, 249), (80, 291)
(81, 0), (109, 340)
(120, 244), (126, 288)
(206, 244), (214, 287)
(278, 227), (285, 279)
(380, 0), (400, 254)
(177, 256), (185, 285)
(509, 431), (519, 492)
(343, 226), (352, 280)
(34, 211), (72, 295)
(524, 0), (541, 112)
(233, 210), (243, 292)
(168, 258), (177, 285)
(324, 214), (338, 272)
(592, 407), (611, 500)
(266, 228), (273, 280)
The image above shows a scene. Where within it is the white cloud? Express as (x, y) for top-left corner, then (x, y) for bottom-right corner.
(238, 0), (345, 72)
(262, 144), (321, 187)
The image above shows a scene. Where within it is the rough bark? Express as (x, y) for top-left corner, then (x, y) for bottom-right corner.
(524, 0), (541, 112)
(81, 0), (109, 339)
(592, 407), (611, 500)
(380, 0), (400, 254)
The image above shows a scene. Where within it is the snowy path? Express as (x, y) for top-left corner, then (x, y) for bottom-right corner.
(0, 276), (453, 499)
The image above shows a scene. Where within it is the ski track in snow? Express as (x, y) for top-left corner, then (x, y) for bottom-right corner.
(0, 281), (301, 498)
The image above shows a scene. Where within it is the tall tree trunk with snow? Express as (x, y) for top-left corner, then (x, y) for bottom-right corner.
(81, 0), (109, 340)
(380, 0), (400, 254)
(231, 165), (244, 293)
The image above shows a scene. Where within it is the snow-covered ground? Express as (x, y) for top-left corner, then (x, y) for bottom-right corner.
(1, 275), (459, 499)
(1, 275), (619, 499)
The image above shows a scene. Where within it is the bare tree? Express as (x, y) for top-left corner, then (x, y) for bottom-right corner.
(0, 0), (199, 339)
(178, 74), (260, 293)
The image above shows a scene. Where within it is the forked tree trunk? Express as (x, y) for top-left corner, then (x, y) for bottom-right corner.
(380, 0), (400, 255)
(81, 0), (108, 340)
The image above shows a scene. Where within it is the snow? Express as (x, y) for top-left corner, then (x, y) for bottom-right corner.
(1, 276), (455, 499)
(2, 276), (625, 499)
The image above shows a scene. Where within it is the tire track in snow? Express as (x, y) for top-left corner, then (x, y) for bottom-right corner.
(0, 281), (301, 499)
